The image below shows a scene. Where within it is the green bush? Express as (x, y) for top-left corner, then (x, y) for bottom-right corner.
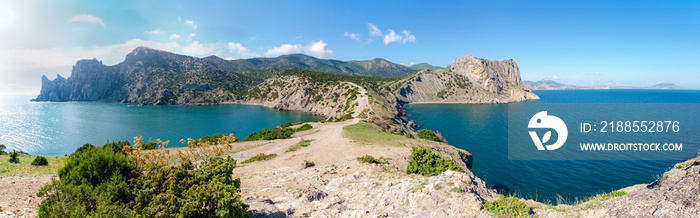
(241, 153), (277, 164)
(74, 143), (95, 154)
(286, 140), (313, 152)
(37, 142), (248, 217)
(197, 133), (236, 145)
(8, 150), (19, 163)
(0, 144), (6, 155)
(141, 142), (158, 150)
(243, 127), (295, 141)
(417, 129), (441, 142)
(483, 194), (532, 217)
(405, 146), (462, 176)
(279, 122), (302, 128)
(37, 144), (138, 217)
(130, 157), (248, 217)
(295, 123), (313, 132)
(103, 141), (130, 154)
(31, 156), (49, 166)
(405, 133), (415, 139)
(356, 155), (388, 164)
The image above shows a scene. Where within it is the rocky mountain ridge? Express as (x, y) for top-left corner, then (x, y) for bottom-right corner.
(33, 47), (416, 105)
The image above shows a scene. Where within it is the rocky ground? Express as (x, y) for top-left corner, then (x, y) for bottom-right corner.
(0, 175), (50, 218)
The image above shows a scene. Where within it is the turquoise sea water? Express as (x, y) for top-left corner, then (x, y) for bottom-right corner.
(0, 95), (322, 156)
(404, 89), (700, 204)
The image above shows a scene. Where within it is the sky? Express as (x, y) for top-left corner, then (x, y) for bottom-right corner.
(1, 0), (699, 94)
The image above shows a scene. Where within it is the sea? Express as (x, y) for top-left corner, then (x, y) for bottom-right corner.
(0, 95), (322, 156)
(1, 90), (698, 204)
(404, 89), (700, 204)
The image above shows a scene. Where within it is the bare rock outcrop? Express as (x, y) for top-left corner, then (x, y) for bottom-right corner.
(389, 55), (539, 106)
(599, 156), (700, 217)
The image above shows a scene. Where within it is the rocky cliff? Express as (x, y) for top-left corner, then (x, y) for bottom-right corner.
(389, 55), (539, 104)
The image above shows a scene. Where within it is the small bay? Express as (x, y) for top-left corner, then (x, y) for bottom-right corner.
(0, 95), (322, 156)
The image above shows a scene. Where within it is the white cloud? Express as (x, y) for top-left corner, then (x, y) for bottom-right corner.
(147, 29), (164, 35)
(0, 39), (180, 71)
(226, 42), (257, 57)
(170, 34), (181, 40)
(401, 30), (416, 43)
(265, 41), (334, 59)
(67, 14), (105, 27)
(184, 20), (197, 29)
(190, 33), (196, 37)
(265, 44), (302, 56)
(368, 23), (382, 37)
(182, 41), (218, 56)
(0, 39), (181, 94)
(383, 29), (416, 45)
(359, 23), (417, 45)
(306, 41), (334, 58)
(344, 32), (360, 41)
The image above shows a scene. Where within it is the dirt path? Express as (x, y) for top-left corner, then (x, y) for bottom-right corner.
(345, 82), (374, 118)
(0, 175), (52, 218)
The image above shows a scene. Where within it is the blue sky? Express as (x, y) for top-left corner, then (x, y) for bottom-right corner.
(1, 0), (699, 94)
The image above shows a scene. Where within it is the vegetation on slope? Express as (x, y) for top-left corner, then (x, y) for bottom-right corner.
(483, 194), (532, 217)
(36, 139), (248, 217)
(405, 146), (463, 176)
(417, 129), (441, 142)
(356, 155), (388, 164)
(0, 154), (66, 176)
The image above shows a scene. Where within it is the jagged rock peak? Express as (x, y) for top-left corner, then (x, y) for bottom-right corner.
(129, 46), (155, 56)
(75, 58), (103, 67)
(450, 54), (476, 68)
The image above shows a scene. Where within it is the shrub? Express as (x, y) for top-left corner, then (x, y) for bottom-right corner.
(243, 127), (295, 141)
(37, 141), (248, 217)
(356, 155), (388, 164)
(31, 156), (49, 166)
(141, 142), (158, 150)
(130, 157), (248, 217)
(0, 144), (6, 155)
(196, 133), (237, 145)
(483, 194), (532, 217)
(405, 146), (462, 176)
(279, 122), (302, 128)
(103, 141), (130, 154)
(295, 123), (313, 132)
(241, 153), (277, 164)
(286, 140), (313, 152)
(74, 143), (95, 154)
(37, 144), (138, 217)
(607, 190), (627, 198)
(417, 129), (441, 142)
(405, 133), (415, 139)
(8, 150), (19, 163)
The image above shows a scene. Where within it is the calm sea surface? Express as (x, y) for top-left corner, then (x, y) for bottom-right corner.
(0, 95), (322, 156)
(404, 89), (700, 203)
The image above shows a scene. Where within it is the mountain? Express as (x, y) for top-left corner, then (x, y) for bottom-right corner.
(218, 54), (415, 78)
(33, 47), (537, 112)
(33, 47), (417, 104)
(408, 63), (443, 71)
(525, 80), (685, 90)
(386, 54), (539, 104)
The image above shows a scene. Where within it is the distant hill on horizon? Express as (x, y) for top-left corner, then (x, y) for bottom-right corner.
(524, 80), (685, 90)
